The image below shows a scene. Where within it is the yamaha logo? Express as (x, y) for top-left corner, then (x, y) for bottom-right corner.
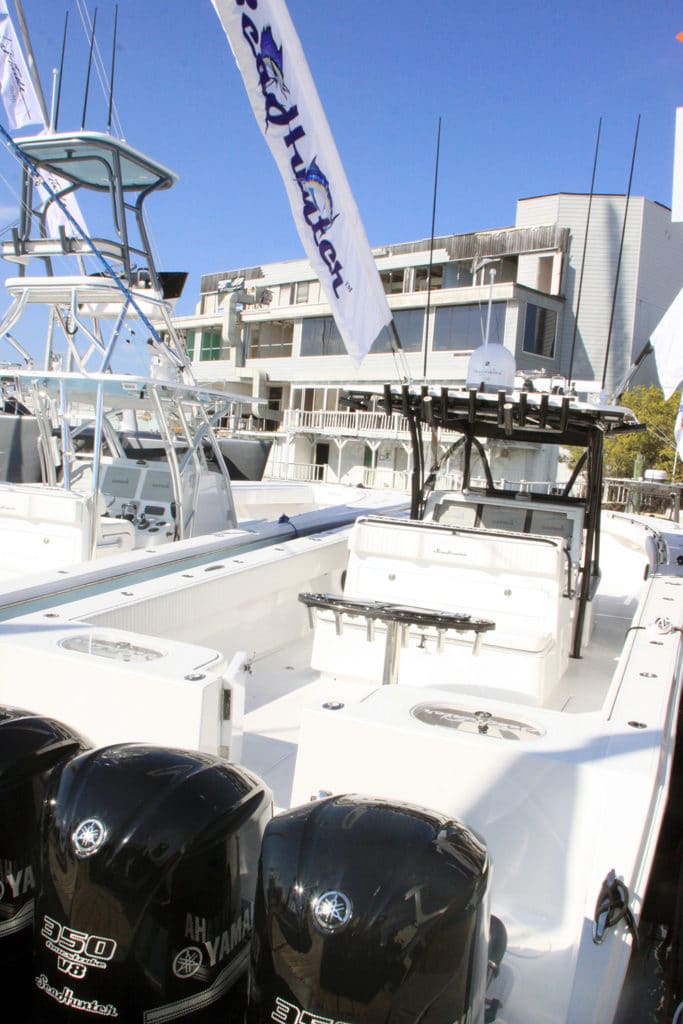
(312, 890), (352, 932)
(72, 818), (107, 858)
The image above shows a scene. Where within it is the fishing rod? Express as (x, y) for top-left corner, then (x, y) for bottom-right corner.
(53, 10), (69, 132)
(107, 6), (118, 134)
(81, 6), (98, 130)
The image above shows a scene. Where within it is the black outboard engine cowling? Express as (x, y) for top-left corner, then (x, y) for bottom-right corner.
(0, 705), (88, 1022)
(32, 743), (273, 1023)
(249, 794), (491, 1024)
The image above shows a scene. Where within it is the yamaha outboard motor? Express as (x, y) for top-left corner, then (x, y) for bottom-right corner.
(0, 705), (88, 1022)
(33, 743), (272, 1022)
(249, 794), (492, 1024)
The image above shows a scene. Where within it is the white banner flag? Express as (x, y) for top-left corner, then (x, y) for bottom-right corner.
(651, 286), (683, 399)
(0, 0), (42, 128)
(36, 162), (88, 237)
(0, 2), (87, 237)
(211, 0), (393, 366)
(673, 108), (683, 223)
(675, 391), (683, 461)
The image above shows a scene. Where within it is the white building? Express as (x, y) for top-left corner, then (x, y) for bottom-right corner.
(173, 193), (683, 488)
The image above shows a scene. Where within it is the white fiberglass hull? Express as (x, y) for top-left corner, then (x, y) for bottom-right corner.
(0, 510), (680, 1022)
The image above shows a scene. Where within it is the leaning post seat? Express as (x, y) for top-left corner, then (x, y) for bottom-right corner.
(306, 516), (574, 706)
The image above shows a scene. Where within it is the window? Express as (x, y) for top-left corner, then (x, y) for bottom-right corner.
(414, 264), (444, 291)
(432, 303), (505, 351)
(300, 317), (347, 356)
(265, 386), (282, 431)
(445, 262), (473, 288)
(247, 321), (293, 358)
(185, 329), (196, 359)
(523, 304), (556, 358)
(199, 329), (222, 361)
(291, 387), (317, 411)
(371, 309), (424, 352)
(293, 281), (310, 304)
(301, 309), (425, 356)
(379, 268), (405, 294)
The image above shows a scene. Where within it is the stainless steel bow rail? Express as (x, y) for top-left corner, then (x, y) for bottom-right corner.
(299, 592), (496, 687)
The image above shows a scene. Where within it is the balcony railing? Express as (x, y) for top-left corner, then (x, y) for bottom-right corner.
(266, 461), (330, 483)
(264, 461), (574, 496)
(282, 408), (412, 438)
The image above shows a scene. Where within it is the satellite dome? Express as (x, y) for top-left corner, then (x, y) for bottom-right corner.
(466, 343), (516, 392)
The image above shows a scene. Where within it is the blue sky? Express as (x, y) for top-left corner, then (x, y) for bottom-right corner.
(0, 0), (681, 319)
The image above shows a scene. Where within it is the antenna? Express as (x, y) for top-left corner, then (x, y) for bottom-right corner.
(53, 10), (69, 132)
(107, 6), (118, 133)
(81, 6), (98, 130)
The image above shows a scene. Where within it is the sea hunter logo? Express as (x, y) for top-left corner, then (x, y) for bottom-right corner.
(236, 0), (347, 298)
(258, 26), (289, 105)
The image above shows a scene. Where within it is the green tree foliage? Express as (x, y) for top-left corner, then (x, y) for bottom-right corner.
(603, 385), (682, 480)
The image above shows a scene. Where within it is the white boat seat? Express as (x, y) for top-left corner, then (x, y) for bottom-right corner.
(0, 482), (136, 580)
(309, 516), (573, 705)
(0, 483), (94, 577)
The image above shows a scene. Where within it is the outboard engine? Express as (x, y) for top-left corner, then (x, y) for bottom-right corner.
(32, 743), (272, 1022)
(0, 705), (88, 1022)
(249, 794), (492, 1024)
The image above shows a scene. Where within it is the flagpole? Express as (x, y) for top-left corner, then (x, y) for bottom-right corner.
(390, 319), (411, 384)
(568, 116), (601, 387)
(422, 116), (441, 381)
(12, 0), (49, 126)
(601, 114), (640, 391)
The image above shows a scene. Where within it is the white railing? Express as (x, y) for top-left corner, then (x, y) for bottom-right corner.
(603, 478), (682, 518)
(263, 461), (573, 495)
(266, 461), (329, 483)
(360, 467), (412, 491)
(282, 408), (412, 438)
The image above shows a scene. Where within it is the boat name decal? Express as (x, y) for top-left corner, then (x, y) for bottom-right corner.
(35, 974), (118, 1016)
(237, 0), (346, 298)
(433, 547), (470, 558)
(271, 995), (352, 1024)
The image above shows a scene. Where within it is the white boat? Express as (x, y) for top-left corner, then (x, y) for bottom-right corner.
(1, 381), (681, 1021)
(0, 126), (407, 593)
